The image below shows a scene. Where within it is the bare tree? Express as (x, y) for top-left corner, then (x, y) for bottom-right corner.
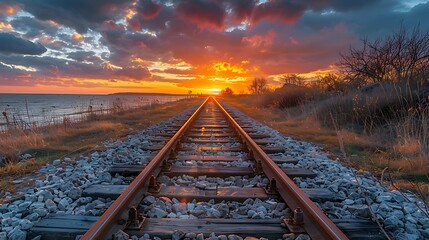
(316, 73), (348, 92)
(248, 78), (269, 94)
(282, 74), (305, 86)
(339, 25), (429, 87)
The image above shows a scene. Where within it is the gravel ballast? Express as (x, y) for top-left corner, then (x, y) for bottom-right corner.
(0, 101), (427, 240)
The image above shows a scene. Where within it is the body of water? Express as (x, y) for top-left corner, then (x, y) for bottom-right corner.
(0, 93), (188, 129)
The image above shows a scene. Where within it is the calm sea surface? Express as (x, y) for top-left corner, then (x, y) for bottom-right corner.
(0, 93), (187, 127)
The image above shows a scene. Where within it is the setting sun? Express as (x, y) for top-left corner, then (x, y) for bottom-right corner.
(209, 88), (221, 95)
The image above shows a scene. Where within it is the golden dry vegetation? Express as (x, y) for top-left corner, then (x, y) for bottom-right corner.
(0, 98), (201, 195)
(222, 95), (429, 198)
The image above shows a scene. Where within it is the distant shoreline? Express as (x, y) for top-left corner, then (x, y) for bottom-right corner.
(108, 92), (188, 96)
(0, 92), (189, 96)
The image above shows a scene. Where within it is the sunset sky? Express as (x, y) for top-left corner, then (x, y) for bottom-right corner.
(0, 0), (428, 94)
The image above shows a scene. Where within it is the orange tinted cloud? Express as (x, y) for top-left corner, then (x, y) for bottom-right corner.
(0, 4), (20, 16)
(0, 21), (12, 30)
(289, 36), (299, 45)
(242, 30), (276, 48)
(211, 62), (248, 76)
(71, 33), (84, 44)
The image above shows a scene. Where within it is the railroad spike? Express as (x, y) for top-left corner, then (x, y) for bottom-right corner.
(283, 207), (306, 234)
(161, 159), (172, 171)
(293, 207), (304, 225)
(126, 206), (145, 230)
(169, 149), (177, 159)
(264, 177), (277, 195)
(252, 159), (263, 173)
(148, 175), (162, 193)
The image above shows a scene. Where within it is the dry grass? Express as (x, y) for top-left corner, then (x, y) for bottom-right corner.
(222, 96), (374, 152)
(223, 95), (429, 197)
(0, 98), (201, 196)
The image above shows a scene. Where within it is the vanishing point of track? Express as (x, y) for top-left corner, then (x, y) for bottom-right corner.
(81, 97), (347, 240)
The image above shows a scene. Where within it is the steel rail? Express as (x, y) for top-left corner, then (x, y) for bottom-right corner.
(81, 97), (210, 240)
(213, 97), (349, 240)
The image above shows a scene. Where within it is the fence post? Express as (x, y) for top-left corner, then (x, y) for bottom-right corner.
(2, 112), (9, 128)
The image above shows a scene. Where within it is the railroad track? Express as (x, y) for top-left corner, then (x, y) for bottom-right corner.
(28, 97), (385, 240)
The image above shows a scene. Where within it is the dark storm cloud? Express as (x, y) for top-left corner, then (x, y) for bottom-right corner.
(249, 0), (400, 25)
(251, 0), (306, 24)
(100, 23), (159, 65)
(226, 0), (256, 22)
(175, 0), (226, 29)
(136, 0), (162, 20)
(0, 33), (47, 55)
(16, 0), (134, 32)
(116, 66), (152, 80)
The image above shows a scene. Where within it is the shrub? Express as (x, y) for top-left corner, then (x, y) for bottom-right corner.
(260, 84), (324, 109)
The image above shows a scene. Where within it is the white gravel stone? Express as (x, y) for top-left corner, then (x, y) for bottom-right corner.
(19, 219), (33, 230)
(196, 233), (204, 240)
(227, 234), (243, 240)
(139, 233), (150, 240)
(185, 232), (196, 238)
(149, 207), (168, 218)
(58, 198), (70, 211)
(52, 159), (61, 166)
(7, 227), (26, 240)
(295, 235), (310, 240)
(143, 195), (156, 205)
(113, 230), (129, 240)
(172, 230), (185, 240)
(67, 187), (82, 200)
(218, 235), (228, 240)
(45, 199), (57, 212)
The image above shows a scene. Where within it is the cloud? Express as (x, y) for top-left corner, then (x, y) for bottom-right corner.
(0, 62), (32, 85)
(251, 0), (306, 25)
(67, 51), (102, 63)
(0, 33), (47, 55)
(327, 0), (389, 12)
(151, 68), (195, 75)
(71, 33), (84, 44)
(0, 2), (20, 18)
(242, 29), (276, 48)
(136, 0), (162, 20)
(175, 0), (226, 29)
(10, 16), (59, 38)
(16, 0), (134, 32)
(115, 66), (152, 81)
(226, 0), (256, 22)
